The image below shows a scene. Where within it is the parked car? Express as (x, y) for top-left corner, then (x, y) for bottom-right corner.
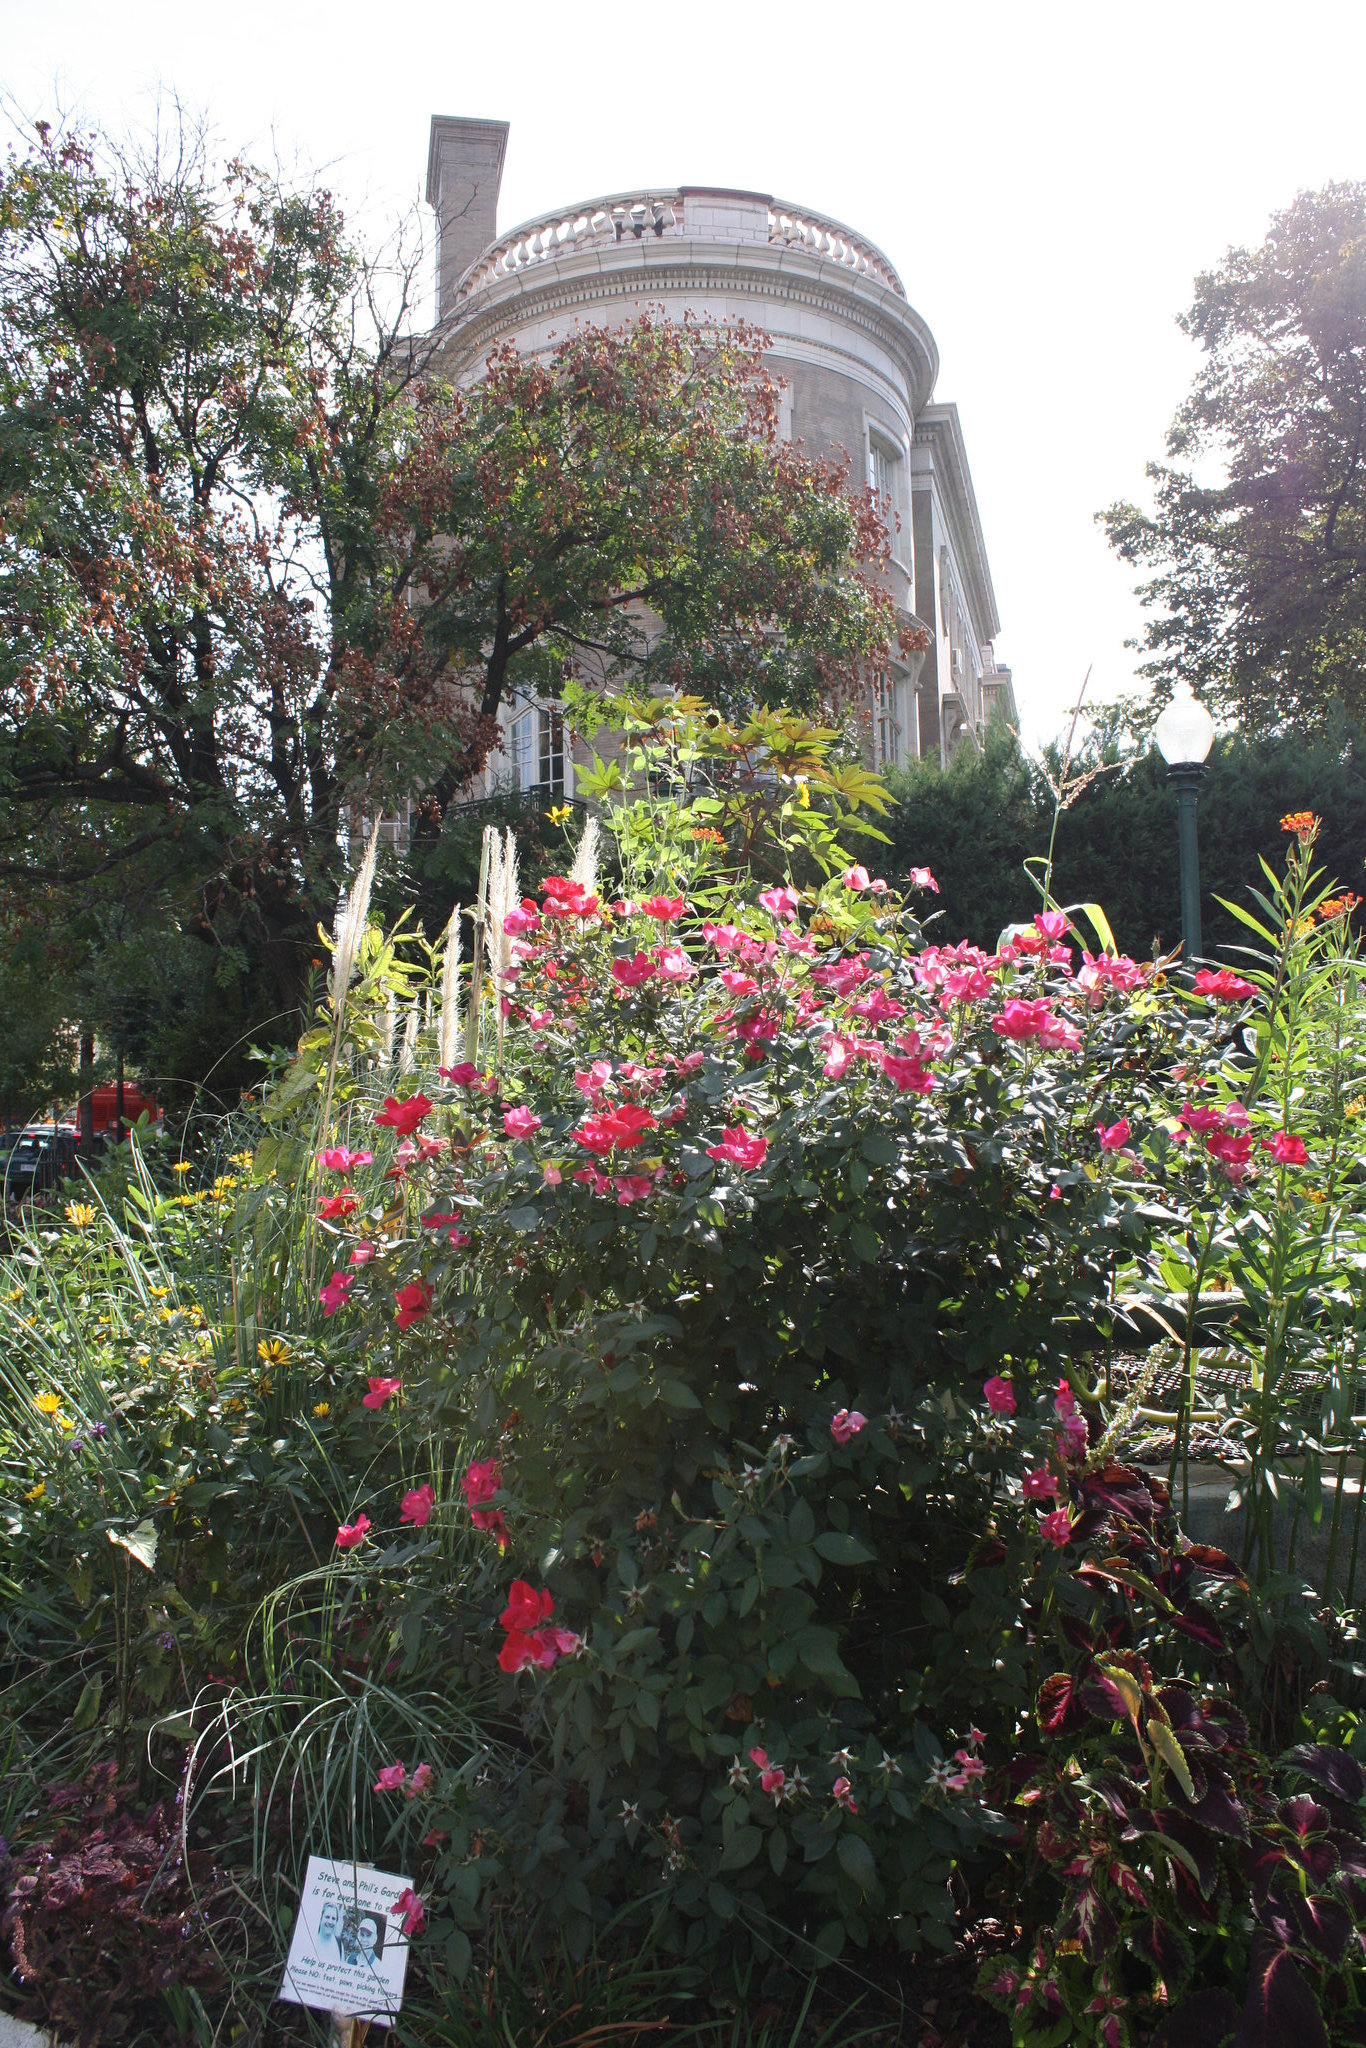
(3, 1126), (80, 1203)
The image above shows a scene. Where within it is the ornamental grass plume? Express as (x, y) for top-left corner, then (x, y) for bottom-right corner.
(437, 904), (463, 1073)
(329, 819), (382, 1011)
(569, 813), (600, 900)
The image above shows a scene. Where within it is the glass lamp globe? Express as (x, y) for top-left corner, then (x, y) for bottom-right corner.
(1154, 685), (1215, 767)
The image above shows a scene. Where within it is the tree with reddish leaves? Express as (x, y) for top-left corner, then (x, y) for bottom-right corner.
(0, 124), (910, 1079)
(0, 118), (448, 1057)
(376, 315), (917, 827)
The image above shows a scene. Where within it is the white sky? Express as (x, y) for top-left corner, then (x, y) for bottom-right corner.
(7, 0), (1366, 743)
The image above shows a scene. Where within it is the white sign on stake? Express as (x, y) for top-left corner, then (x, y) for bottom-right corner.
(277, 1856), (415, 2025)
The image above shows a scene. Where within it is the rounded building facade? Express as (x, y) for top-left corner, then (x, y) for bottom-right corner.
(426, 116), (1013, 795)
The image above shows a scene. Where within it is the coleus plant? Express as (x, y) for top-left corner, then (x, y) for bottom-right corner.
(978, 1457), (1366, 2047)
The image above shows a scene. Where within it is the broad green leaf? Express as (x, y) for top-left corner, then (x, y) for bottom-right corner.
(813, 1532), (875, 1565)
(108, 1520), (158, 1571)
(72, 1675), (103, 1730)
(1147, 1717), (1197, 1802)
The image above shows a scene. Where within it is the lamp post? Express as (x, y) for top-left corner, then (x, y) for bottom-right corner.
(1154, 683), (1216, 969)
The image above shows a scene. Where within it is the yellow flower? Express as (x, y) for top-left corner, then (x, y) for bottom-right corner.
(794, 777), (811, 809)
(171, 1161), (194, 1175)
(211, 1175), (238, 1199)
(56, 1414), (74, 1431)
(1346, 1099), (1364, 1119)
(313, 1401), (331, 1418)
(258, 1339), (291, 1367)
(157, 1306), (175, 1323)
(64, 1202), (96, 1228)
(25, 1481), (45, 1502)
(546, 804), (572, 825)
(34, 1392), (60, 1414)
(7, 1286), (21, 1301)
(149, 1285), (170, 1299)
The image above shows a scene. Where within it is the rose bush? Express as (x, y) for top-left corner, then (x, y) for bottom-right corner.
(265, 837), (1366, 1986)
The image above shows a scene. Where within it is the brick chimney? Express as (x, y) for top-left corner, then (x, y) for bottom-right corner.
(426, 116), (509, 321)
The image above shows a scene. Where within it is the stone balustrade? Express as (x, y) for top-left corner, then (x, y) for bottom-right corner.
(454, 191), (906, 302)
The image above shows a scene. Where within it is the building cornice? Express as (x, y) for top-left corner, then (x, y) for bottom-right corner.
(436, 239), (939, 415)
(913, 403), (1000, 644)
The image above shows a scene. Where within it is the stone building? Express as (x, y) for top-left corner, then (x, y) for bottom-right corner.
(425, 114), (1014, 804)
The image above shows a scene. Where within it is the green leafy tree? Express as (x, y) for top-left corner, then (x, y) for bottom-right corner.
(0, 127), (908, 1085)
(0, 119), (451, 1044)
(1103, 183), (1366, 731)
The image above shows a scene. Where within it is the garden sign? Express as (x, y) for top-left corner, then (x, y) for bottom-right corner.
(278, 1857), (413, 2024)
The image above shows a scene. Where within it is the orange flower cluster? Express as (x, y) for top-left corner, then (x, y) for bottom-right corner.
(1280, 811), (1319, 839)
(690, 826), (725, 846)
(1319, 894), (1361, 921)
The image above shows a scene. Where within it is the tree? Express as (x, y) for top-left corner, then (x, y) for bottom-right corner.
(0, 119), (448, 1046)
(371, 315), (914, 855)
(1102, 183), (1366, 732)
(0, 126), (907, 1079)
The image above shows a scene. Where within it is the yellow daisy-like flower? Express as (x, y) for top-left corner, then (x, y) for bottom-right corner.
(211, 1175), (238, 1199)
(157, 1306), (175, 1323)
(1346, 1099), (1364, 1119)
(34, 1392), (60, 1415)
(171, 1161), (194, 1175)
(149, 1285), (170, 1299)
(56, 1414), (75, 1431)
(258, 1338), (292, 1366)
(313, 1401), (331, 1418)
(546, 804), (572, 825)
(7, 1286), (21, 1302)
(64, 1202), (96, 1228)
(230, 1151), (255, 1170)
(25, 1481), (45, 1502)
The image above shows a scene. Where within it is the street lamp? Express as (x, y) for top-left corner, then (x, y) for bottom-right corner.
(1154, 683), (1216, 968)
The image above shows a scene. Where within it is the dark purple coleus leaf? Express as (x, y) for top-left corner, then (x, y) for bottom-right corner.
(1234, 1940), (1327, 2048)
(1060, 1612), (1095, 1654)
(1181, 1540), (1244, 1580)
(1170, 1772), (1250, 1841)
(1080, 1672), (1134, 1722)
(1150, 1808), (1222, 1899)
(1154, 1987), (1239, 2048)
(1132, 1912), (1193, 1995)
(1279, 1744), (1365, 1807)
(1038, 1672), (1085, 1734)
(1290, 1891), (1353, 1963)
(1169, 1602), (1227, 1652)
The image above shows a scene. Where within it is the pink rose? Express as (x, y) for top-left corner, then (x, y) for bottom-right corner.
(319, 1271), (355, 1315)
(830, 1408), (867, 1443)
(503, 1106), (543, 1139)
(400, 1484), (436, 1527)
(373, 1761), (407, 1793)
(758, 886), (800, 922)
(362, 1375), (402, 1409)
(390, 1886), (425, 1937)
(1039, 1508), (1074, 1548)
(983, 1375), (1016, 1416)
(335, 1514), (371, 1550)
(706, 1127), (768, 1170)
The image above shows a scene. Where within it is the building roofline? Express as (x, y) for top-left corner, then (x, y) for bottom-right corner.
(914, 403), (1000, 644)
